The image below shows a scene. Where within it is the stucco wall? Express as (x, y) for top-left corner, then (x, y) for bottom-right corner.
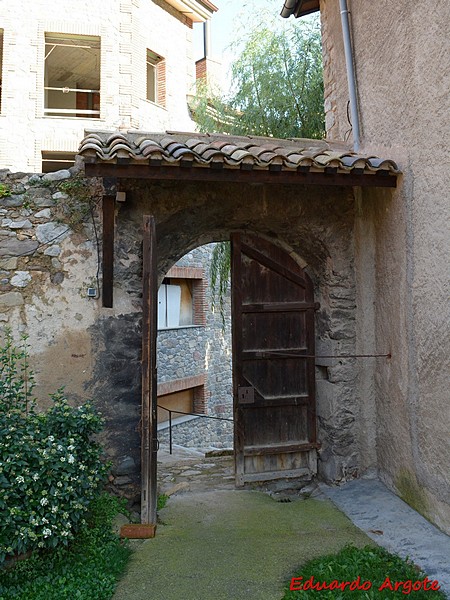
(0, 0), (197, 172)
(320, 0), (450, 532)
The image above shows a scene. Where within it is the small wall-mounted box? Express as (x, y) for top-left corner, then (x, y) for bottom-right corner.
(87, 287), (97, 298)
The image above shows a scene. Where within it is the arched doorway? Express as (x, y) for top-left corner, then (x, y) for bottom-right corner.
(142, 221), (319, 522)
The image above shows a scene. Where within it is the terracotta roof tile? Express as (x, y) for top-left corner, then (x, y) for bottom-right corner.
(78, 130), (400, 176)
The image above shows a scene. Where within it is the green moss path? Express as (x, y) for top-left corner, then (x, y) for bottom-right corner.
(113, 489), (370, 600)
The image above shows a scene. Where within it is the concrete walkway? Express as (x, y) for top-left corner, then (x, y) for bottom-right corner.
(113, 447), (450, 599)
(322, 479), (450, 598)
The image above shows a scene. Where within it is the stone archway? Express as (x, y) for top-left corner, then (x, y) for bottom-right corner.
(80, 130), (398, 525)
(92, 179), (361, 503)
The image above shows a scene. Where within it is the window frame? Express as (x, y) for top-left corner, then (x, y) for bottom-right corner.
(146, 49), (165, 107)
(44, 32), (101, 119)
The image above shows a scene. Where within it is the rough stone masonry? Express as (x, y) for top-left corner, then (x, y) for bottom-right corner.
(0, 166), (364, 508)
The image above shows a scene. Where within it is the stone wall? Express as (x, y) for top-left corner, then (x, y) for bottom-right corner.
(0, 165), (373, 503)
(158, 417), (234, 450)
(319, 0), (450, 533)
(117, 178), (361, 483)
(156, 243), (233, 449)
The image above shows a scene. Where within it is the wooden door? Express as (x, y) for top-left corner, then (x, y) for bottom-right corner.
(141, 216), (158, 525)
(231, 233), (319, 486)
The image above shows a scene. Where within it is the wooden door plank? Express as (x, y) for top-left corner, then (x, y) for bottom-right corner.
(244, 442), (321, 455)
(242, 468), (310, 483)
(240, 242), (307, 289)
(241, 302), (317, 313)
(141, 215), (158, 526)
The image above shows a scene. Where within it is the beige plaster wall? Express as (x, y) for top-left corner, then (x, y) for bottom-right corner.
(321, 0), (450, 532)
(0, 0), (198, 172)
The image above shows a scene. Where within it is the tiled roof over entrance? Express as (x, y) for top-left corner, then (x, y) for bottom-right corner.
(79, 131), (399, 178)
(280, 0), (320, 18)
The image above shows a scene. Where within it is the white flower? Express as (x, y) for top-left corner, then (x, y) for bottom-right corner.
(51, 505), (58, 513)
(57, 445), (63, 451)
(42, 528), (52, 538)
(60, 457), (66, 462)
(41, 517), (48, 524)
(33, 474), (39, 481)
(68, 445), (75, 451)
(68, 454), (75, 464)
(48, 436), (54, 442)
(40, 497), (48, 506)
(61, 530), (70, 537)
(15, 476), (25, 484)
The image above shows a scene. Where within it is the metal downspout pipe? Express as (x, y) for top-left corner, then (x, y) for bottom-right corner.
(339, 0), (361, 151)
(203, 19), (211, 59)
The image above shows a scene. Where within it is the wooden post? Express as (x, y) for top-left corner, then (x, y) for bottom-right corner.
(102, 194), (115, 308)
(141, 215), (158, 530)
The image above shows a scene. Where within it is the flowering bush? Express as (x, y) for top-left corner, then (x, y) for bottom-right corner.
(0, 332), (107, 565)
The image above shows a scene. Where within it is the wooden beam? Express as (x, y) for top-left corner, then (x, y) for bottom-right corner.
(102, 195), (115, 308)
(141, 215), (158, 527)
(85, 163), (397, 188)
(244, 442), (321, 456)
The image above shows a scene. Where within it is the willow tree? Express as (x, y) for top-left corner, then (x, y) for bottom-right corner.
(193, 17), (324, 139)
(194, 13), (325, 315)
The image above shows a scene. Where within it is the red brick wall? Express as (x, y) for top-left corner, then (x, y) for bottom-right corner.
(196, 57), (207, 81)
(157, 60), (166, 108)
(166, 266), (206, 325)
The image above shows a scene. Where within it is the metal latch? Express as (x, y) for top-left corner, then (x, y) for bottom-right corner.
(238, 386), (255, 404)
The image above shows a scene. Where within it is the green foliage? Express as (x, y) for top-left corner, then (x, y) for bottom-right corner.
(0, 184), (11, 199)
(193, 16), (324, 139)
(157, 494), (169, 511)
(210, 242), (231, 328)
(55, 175), (94, 229)
(194, 13), (324, 314)
(58, 176), (91, 204)
(283, 545), (446, 599)
(0, 493), (131, 600)
(0, 331), (108, 566)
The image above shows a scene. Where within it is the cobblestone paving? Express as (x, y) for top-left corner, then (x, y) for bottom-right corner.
(158, 445), (235, 496)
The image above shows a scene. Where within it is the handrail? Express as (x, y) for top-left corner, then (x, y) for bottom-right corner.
(157, 405), (233, 454)
(44, 86), (100, 94)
